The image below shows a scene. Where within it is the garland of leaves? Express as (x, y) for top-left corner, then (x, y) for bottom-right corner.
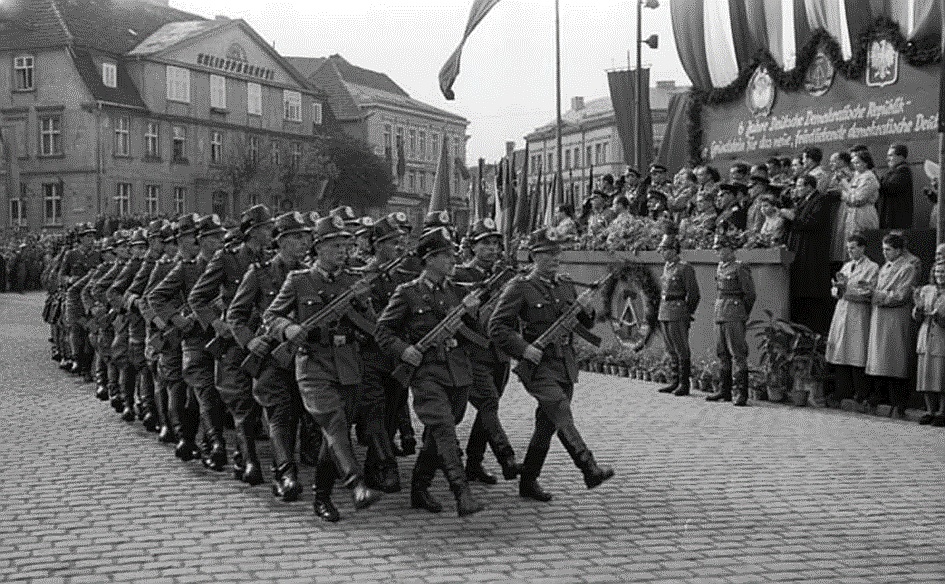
(600, 260), (661, 350)
(686, 16), (942, 163)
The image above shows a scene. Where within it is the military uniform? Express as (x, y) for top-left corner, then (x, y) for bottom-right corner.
(106, 230), (148, 421)
(227, 212), (313, 500)
(707, 246), (756, 406)
(60, 227), (100, 374)
(89, 233), (132, 411)
(189, 205), (272, 484)
(489, 228), (613, 500)
(656, 241), (701, 396)
(264, 216), (381, 519)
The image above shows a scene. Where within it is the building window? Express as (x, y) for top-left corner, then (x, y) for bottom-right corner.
(586, 146), (592, 167)
(102, 62), (117, 88)
(114, 115), (130, 156)
(595, 143), (602, 164)
(248, 135), (259, 164)
(601, 142), (608, 163)
(291, 143), (302, 168)
(144, 121), (160, 158)
(173, 187), (186, 214)
(209, 74), (226, 109)
(39, 116), (62, 156)
(115, 183), (131, 216)
(312, 102), (323, 126)
(383, 124), (392, 158)
(9, 184), (26, 227)
(547, 152), (553, 169)
(43, 182), (62, 226)
(270, 141), (280, 165)
(166, 65), (190, 103)
(431, 132), (438, 158)
(172, 125), (187, 162)
(419, 171), (426, 193)
(409, 170), (416, 192)
(145, 185), (160, 215)
(283, 90), (301, 122)
(13, 55), (34, 91)
(419, 131), (426, 161)
(409, 129), (416, 157)
(247, 82), (262, 116)
(210, 130), (223, 164)
(565, 149), (571, 170)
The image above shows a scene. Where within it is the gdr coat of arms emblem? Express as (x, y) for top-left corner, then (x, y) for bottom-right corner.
(867, 38), (898, 88)
(746, 67), (775, 117)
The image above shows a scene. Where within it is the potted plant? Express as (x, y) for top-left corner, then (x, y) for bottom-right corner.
(749, 309), (794, 402)
(787, 323), (828, 407)
(748, 369), (767, 401)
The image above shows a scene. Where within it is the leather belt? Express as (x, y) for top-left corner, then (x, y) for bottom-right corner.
(662, 295), (685, 301)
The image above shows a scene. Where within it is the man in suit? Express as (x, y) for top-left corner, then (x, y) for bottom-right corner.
(785, 174), (832, 334)
(879, 143), (914, 229)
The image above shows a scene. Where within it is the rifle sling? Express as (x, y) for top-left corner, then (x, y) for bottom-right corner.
(457, 324), (489, 349)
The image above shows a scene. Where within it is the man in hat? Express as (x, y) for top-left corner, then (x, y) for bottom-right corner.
(264, 215), (382, 522)
(715, 183), (748, 232)
(121, 220), (168, 431)
(358, 212), (414, 493)
(81, 238), (117, 400)
(489, 227), (613, 502)
(655, 234), (701, 397)
(452, 217), (521, 485)
(61, 224), (100, 375)
(228, 211), (314, 502)
(376, 227), (484, 517)
(90, 230), (132, 412)
(139, 221), (180, 443)
(150, 214), (226, 469)
(705, 233), (756, 406)
(189, 204), (273, 485)
(350, 216), (374, 268)
(106, 228), (150, 422)
(745, 173), (772, 234)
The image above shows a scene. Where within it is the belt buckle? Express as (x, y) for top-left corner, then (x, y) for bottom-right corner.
(332, 334), (347, 347)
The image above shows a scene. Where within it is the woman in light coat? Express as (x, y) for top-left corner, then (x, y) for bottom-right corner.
(826, 234), (879, 403)
(838, 150), (880, 243)
(865, 233), (919, 417)
(913, 261), (945, 426)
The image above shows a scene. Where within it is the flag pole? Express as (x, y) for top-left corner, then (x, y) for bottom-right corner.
(554, 0), (564, 218)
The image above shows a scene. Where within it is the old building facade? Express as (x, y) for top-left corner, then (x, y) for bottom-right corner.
(0, 0), (327, 232)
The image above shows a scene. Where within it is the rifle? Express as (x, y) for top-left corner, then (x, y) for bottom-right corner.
(391, 266), (515, 387)
(269, 257), (406, 370)
(511, 272), (615, 386)
(239, 325), (275, 378)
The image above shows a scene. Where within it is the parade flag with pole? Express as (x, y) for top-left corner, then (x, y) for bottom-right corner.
(439, 0), (502, 100)
(429, 133), (451, 213)
(514, 143), (530, 236)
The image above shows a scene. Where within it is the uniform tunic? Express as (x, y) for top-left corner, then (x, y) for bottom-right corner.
(826, 256), (879, 367)
(714, 260), (756, 377)
(865, 254), (918, 379)
(657, 260), (700, 364)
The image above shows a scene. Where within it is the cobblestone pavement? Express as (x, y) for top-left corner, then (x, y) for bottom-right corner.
(1, 292), (944, 583)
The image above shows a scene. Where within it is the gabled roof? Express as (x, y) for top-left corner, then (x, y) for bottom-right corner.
(127, 20), (225, 56)
(0, 0), (71, 50)
(326, 54), (409, 97)
(285, 56), (327, 79)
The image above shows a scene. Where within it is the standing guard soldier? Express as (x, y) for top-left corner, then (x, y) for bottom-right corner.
(264, 216), (382, 522)
(489, 227), (613, 502)
(452, 217), (520, 485)
(189, 204), (273, 486)
(359, 213), (412, 493)
(107, 229), (149, 422)
(122, 220), (167, 431)
(227, 211), (313, 501)
(138, 222), (179, 443)
(655, 234), (701, 397)
(376, 227), (485, 517)
(706, 233), (756, 405)
(150, 215), (226, 468)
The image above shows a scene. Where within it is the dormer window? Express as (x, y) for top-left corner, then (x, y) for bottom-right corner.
(102, 62), (117, 88)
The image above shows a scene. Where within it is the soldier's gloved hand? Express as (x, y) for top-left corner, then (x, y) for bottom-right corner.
(401, 345), (423, 367)
(171, 314), (194, 332)
(285, 324), (305, 343)
(523, 344), (543, 365)
(210, 319), (232, 338)
(246, 336), (272, 357)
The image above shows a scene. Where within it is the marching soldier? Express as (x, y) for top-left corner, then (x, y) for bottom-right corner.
(60, 224), (100, 377)
(150, 214), (226, 469)
(90, 230), (132, 412)
(489, 227), (613, 502)
(705, 233), (756, 406)
(107, 229), (149, 422)
(227, 211), (314, 501)
(655, 234), (701, 397)
(189, 204), (274, 486)
(452, 217), (520, 485)
(81, 238), (117, 401)
(359, 213), (413, 493)
(264, 216), (382, 522)
(376, 227), (485, 517)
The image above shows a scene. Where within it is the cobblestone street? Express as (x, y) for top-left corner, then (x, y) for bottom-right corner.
(1, 291), (943, 583)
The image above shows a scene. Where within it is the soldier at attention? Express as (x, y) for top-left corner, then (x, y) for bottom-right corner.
(655, 234), (701, 396)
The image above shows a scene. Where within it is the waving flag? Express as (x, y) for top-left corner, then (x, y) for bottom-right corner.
(439, 0), (502, 100)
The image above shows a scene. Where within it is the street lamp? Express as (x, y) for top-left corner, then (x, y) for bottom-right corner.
(635, 0), (659, 171)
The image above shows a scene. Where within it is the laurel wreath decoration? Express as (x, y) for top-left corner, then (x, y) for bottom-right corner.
(685, 16), (941, 163)
(600, 260), (661, 351)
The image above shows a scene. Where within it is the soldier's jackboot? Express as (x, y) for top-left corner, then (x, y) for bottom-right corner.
(271, 462), (302, 502)
(234, 428), (263, 485)
(313, 453), (340, 522)
(410, 432), (443, 513)
(657, 362), (679, 394)
(465, 460), (498, 485)
(202, 432), (227, 472)
(298, 413), (320, 467)
(672, 360), (691, 396)
(733, 370), (750, 407)
(439, 435), (483, 517)
(557, 423), (614, 488)
(706, 370), (733, 402)
(497, 447), (522, 481)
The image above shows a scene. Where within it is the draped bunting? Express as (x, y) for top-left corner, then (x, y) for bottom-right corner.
(735, 0), (770, 67)
(843, 0), (877, 55)
(655, 93), (691, 174)
(671, 0), (712, 90)
(804, 0), (851, 59)
(607, 68), (653, 170)
(792, 0), (813, 69)
(703, 0), (741, 86)
(762, 0), (785, 67)
(910, 0), (941, 42)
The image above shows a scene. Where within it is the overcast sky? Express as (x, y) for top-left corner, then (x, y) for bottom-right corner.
(172, 0), (690, 162)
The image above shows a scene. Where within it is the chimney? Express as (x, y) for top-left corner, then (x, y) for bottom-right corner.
(571, 96), (585, 111)
(655, 80), (676, 89)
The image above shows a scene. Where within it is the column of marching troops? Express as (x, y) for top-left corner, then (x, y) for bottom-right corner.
(41, 203), (619, 521)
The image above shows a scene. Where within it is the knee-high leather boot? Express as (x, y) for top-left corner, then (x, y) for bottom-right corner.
(557, 423), (614, 489)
